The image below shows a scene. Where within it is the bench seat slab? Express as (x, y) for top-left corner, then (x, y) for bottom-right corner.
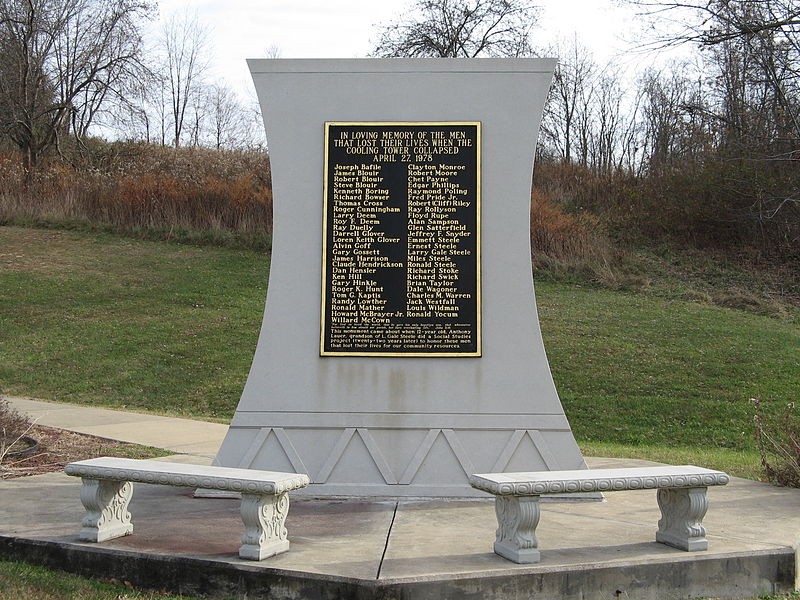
(469, 466), (730, 496)
(65, 457), (310, 495)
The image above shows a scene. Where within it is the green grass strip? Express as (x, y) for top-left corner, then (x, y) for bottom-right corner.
(1, 225), (798, 479)
(0, 560), (203, 599)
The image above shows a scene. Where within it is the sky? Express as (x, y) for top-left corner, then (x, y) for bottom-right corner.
(152, 0), (653, 101)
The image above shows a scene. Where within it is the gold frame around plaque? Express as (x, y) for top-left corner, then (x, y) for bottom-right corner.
(320, 121), (481, 358)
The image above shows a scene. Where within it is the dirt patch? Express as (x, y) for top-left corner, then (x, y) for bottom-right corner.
(1, 424), (168, 479)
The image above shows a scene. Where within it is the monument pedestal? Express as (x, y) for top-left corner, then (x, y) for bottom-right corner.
(214, 59), (588, 497)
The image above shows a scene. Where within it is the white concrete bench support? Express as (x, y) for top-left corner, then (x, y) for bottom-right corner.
(239, 491), (290, 560)
(470, 465), (730, 564)
(494, 495), (541, 563)
(79, 479), (134, 542)
(656, 486), (709, 551)
(66, 458), (309, 561)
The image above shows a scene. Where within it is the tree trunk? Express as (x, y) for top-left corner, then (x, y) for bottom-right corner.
(22, 146), (35, 190)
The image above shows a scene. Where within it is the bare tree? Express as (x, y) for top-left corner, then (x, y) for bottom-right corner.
(112, 60), (159, 142)
(588, 70), (627, 174)
(264, 44), (282, 59)
(240, 90), (267, 150)
(372, 0), (539, 58)
(206, 82), (248, 150)
(638, 69), (691, 169)
(539, 40), (647, 175)
(628, 0), (799, 144)
(627, 1), (799, 248)
(0, 0), (152, 178)
(160, 8), (209, 148)
(627, 0), (799, 47)
(56, 0), (152, 142)
(540, 38), (597, 164)
(710, 23), (799, 151)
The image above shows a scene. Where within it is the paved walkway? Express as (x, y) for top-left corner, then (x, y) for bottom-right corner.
(5, 396), (226, 459)
(2, 395), (799, 598)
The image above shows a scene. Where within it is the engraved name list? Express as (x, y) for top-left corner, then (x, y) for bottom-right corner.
(321, 122), (481, 356)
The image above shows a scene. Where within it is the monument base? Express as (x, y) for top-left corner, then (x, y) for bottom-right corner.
(214, 414), (593, 498)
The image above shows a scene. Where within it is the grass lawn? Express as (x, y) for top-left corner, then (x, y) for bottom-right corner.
(1, 225), (799, 479)
(0, 560), (203, 599)
(0, 227), (266, 419)
(537, 282), (800, 477)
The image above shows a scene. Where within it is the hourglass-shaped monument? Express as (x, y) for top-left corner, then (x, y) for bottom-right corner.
(213, 59), (588, 497)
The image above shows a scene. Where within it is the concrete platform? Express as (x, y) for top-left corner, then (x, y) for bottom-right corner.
(2, 397), (799, 599)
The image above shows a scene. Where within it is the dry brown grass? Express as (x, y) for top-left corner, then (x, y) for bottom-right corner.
(0, 398), (30, 439)
(528, 186), (641, 289)
(533, 159), (800, 263)
(0, 145), (273, 247)
(530, 189), (604, 262)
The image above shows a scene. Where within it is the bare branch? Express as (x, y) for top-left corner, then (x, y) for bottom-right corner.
(372, 0), (539, 58)
(0, 0), (154, 175)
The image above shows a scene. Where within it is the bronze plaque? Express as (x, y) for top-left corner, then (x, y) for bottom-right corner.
(321, 122), (481, 356)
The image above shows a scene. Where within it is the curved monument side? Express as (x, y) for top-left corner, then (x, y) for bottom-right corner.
(213, 58), (588, 497)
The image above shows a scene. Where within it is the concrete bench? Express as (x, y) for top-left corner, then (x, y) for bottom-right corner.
(65, 457), (309, 560)
(469, 465), (730, 563)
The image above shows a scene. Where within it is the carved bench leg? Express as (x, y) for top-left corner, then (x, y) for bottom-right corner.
(78, 479), (134, 542)
(239, 491), (290, 560)
(493, 495), (541, 563)
(656, 486), (709, 551)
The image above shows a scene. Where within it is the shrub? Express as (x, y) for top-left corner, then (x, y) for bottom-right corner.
(0, 398), (34, 464)
(533, 158), (800, 263)
(529, 186), (641, 288)
(752, 396), (800, 487)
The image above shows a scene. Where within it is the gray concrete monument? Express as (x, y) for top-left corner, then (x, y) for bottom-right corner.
(213, 58), (589, 497)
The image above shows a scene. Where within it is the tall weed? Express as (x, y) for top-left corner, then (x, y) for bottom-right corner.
(0, 399), (35, 472)
(752, 396), (800, 487)
(529, 186), (647, 289)
(0, 144), (273, 249)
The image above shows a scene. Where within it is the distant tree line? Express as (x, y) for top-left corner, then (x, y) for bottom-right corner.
(373, 0), (798, 173)
(373, 0), (799, 258)
(1, 0), (797, 258)
(0, 0), (261, 182)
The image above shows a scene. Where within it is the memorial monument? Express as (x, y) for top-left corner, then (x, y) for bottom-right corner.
(212, 58), (589, 497)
